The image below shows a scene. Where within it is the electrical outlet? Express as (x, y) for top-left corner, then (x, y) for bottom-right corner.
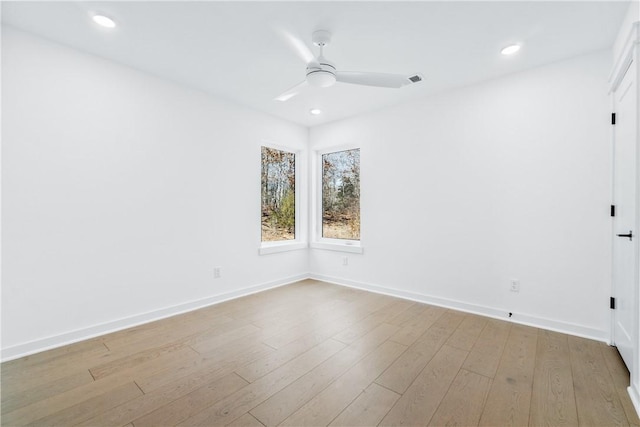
(342, 257), (348, 266)
(214, 267), (221, 279)
(510, 280), (520, 293)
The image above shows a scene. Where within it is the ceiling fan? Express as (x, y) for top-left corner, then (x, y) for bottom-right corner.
(275, 30), (423, 102)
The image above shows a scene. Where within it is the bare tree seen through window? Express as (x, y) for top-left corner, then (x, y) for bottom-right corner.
(261, 147), (295, 241)
(322, 149), (360, 240)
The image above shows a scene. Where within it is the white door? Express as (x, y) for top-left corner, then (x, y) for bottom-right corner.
(612, 59), (637, 372)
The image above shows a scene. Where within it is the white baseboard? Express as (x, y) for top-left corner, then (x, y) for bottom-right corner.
(1, 273), (308, 362)
(310, 273), (609, 343)
(3, 272), (611, 362)
(629, 385), (640, 420)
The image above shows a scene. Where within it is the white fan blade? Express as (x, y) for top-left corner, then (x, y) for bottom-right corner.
(274, 27), (315, 64)
(274, 80), (308, 102)
(336, 71), (413, 88)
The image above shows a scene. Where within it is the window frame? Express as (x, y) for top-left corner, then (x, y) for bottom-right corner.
(259, 142), (307, 255)
(311, 145), (363, 254)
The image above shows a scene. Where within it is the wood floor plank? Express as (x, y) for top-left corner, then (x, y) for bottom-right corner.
(259, 301), (374, 351)
(279, 340), (407, 426)
(222, 299), (303, 327)
(100, 317), (193, 352)
(236, 332), (335, 383)
(379, 344), (469, 426)
(462, 318), (511, 378)
(187, 324), (262, 355)
(328, 382), (400, 427)
(377, 298), (420, 325)
(332, 299), (409, 344)
(428, 368), (492, 426)
(131, 373), (248, 427)
(375, 310), (465, 394)
(7, 344), (226, 425)
(249, 323), (400, 427)
(103, 313), (235, 353)
(249, 346), (363, 427)
(250, 297), (350, 332)
(226, 413), (266, 427)
(602, 345), (633, 390)
(1, 369), (94, 414)
(389, 305), (447, 346)
(621, 391), (640, 427)
(176, 338), (346, 426)
(89, 342), (198, 380)
(228, 285), (341, 325)
(529, 330), (579, 426)
(386, 302), (424, 326)
(446, 313), (488, 351)
(248, 287), (384, 338)
(30, 382), (143, 426)
(479, 324), (538, 426)
(77, 346), (271, 427)
(568, 335), (629, 426)
(135, 341), (273, 392)
(601, 345), (640, 426)
(112, 346), (203, 387)
(3, 373), (133, 425)
(1, 344), (111, 392)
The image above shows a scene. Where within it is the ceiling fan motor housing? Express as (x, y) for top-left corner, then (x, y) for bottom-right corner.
(306, 56), (336, 87)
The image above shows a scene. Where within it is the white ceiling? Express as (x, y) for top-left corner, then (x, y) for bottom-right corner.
(2, 1), (630, 127)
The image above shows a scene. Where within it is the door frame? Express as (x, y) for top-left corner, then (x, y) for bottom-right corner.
(609, 20), (640, 415)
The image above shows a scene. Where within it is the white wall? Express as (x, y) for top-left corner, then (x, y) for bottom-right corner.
(0, 26), (616, 359)
(1, 27), (309, 359)
(310, 50), (613, 341)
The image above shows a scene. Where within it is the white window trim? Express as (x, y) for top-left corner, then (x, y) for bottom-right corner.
(310, 145), (363, 254)
(260, 241), (308, 255)
(259, 142), (308, 255)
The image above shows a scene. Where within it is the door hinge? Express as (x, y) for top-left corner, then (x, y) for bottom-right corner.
(611, 113), (616, 125)
(611, 205), (616, 217)
(610, 297), (616, 309)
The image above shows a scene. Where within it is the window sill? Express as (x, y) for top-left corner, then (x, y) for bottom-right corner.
(259, 242), (308, 255)
(310, 242), (364, 254)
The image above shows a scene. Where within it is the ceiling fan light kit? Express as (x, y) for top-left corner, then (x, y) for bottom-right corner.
(306, 31), (336, 87)
(306, 60), (336, 87)
(275, 29), (422, 101)
(306, 70), (336, 87)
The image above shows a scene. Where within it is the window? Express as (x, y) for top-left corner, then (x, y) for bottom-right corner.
(261, 146), (295, 242)
(322, 148), (360, 241)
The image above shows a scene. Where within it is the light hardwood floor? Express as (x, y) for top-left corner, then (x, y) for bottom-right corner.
(2, 279), (639, 426)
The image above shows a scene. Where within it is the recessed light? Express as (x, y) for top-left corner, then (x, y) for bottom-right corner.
(501, 44), (521, 55)
(92, 14), (116, 29)
(310, 109), (322, 115)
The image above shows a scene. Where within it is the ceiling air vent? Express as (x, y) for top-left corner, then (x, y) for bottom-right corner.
(408, 74), (423, 84)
